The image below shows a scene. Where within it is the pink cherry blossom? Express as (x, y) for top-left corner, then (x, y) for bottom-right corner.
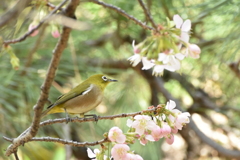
(173, 14), (191, 43)
(28, 23), (39, 37)
(150, 125), (162, 141)
(111, 144), (129, 160)
(160, 123), (172, 136)
(125, 153), (143, 160)
(51, 30), (61, 38)
(165, 100), (180, 113)
(187, 44), (201, 59)
(165, 134), (174, 145)
(139, 135), (149, 145)
(165, 100), (191, 130)
(175, 112), (191, 130)
(131, 115), (158, 136)
(171, 126), (178, 134)
(108, 127), (126, 143)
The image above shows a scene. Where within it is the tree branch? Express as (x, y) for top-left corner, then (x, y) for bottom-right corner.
(4, 0), (80, 156)
(4, 136), (109, 147)
(89, 0), (154, 31)
(3, 0), (69, 45)
(31, 137), (109, 147)
(137, 0), (157, 29)
(229, 59), (240, 80)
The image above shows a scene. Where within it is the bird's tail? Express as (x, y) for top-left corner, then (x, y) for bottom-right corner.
(41, 108), (51, 118)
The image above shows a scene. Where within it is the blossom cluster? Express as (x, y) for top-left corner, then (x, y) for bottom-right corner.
(87, 100), (190, 160)
(128, 14), (201, 76)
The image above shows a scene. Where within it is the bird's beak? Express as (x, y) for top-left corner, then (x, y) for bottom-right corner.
(108, 79), (118, 82)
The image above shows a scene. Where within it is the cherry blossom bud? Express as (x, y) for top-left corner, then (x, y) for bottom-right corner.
(165, 134), (174, 145)
(28, 23), (39, 37)
(51, 30), (61, 38)
(188, 44), (201, 59)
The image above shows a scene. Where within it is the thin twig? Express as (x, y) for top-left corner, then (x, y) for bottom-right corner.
(39, 107), (160, 126)
(47, 2), (64, 11)
(89, 0), (154, 31)
(4, 136), (109, 147)
(31, 137), (109, 147)
(3, 107), (160, 142)
(137, 0), (157, 29)
(3, 0), (69, 45)
(13, 152), (19, 160)
(4, 0), (80, 157)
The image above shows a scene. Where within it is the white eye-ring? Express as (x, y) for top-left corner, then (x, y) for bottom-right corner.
(102, 76), (108, 81)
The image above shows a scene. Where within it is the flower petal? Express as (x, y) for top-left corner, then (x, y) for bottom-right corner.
(158, 53), (168, 62)
(132, 40), (136, 48)
(126, 119), (133, 127)
(173, 14), (183, 29)
(181, 19), (191, 32)
(175, 53), (185, 60)
(180, 32), (190, 43)
(87, 148), (96, 158)
(128, 54), (141, 67)
(145, 135), (155, 141)
(142, 57), (155, 70)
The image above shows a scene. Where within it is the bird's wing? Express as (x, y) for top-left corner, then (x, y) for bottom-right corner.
(48, 84), (93, 109)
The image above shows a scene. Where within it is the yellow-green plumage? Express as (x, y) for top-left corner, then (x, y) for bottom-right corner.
(41, 74), (117, 118)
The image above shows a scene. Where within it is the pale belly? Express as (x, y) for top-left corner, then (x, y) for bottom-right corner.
(62, 87), (103, 114)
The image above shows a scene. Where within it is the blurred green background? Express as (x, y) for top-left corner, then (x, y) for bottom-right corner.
(1, 0), (240, 159)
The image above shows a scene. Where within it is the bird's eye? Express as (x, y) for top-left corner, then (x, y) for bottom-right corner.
(102, 76), (108, 81)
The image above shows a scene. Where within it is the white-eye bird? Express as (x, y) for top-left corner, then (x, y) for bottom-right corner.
(41, 74), (117, 119)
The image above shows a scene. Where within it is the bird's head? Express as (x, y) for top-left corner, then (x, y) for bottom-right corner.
(87, 74), (117, 90)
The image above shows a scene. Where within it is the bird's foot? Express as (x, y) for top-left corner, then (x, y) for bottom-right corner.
(66, 117), (72, 124)
(84, 114), (98, 123)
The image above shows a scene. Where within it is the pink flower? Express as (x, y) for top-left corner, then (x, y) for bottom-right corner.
(165, 100), (180, 114)
(165, 134), (174, 145)
(171, 126), (178, 134)
(165, 100), (191, 130)
(160, 123), (172, 136)
(51, 30), (61, 38)
(111, 144), (129, 160)
(173, 14), (191, 43)
(187, 44), (201, 59)
(28, 23), (39, 37)
(175, 112), (190, 130)
(128, 40), (155, 70)
(140, 134), (155, 145)
(131, 115), (158, 136)
(125, 153), (143, 160)
(150, 125), (162, 141)
(108, 127), (126, 143)
(150, 123), (171, 141)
